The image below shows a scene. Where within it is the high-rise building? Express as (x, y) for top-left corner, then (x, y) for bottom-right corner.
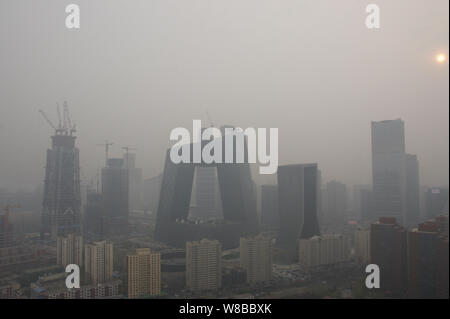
(277, 164), (320, 261)
(370, 217), (407, 295)
(127, 248), (161, 299)
(371, 119), (420, 228)
(351, 184), (372, 222)
(323, 180), (347, 225)
(298, 234), (350, 268)
(425, 187), (449, 220)
(189, 166), (223, 221)
(102, 158), (129, 235)
(186, 239), (222, 291)
(41, 105), (81, 240)
(155, 127), (258, 249)
(123, 153), (143, 212)
(260, 185), (279, 231)
(56, 234), (83, 268)
(354, 227), (371, 264)
(142, 174), (163, 216)
(240, 235), (273, 284)
(83, 190), (105, 240)
(408, 218), (449, 299)
(84, 241), (113, 285)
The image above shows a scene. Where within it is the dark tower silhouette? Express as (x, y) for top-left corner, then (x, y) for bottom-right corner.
(155, 126), (258, 249)
(41, 103), (80, 240)
(277, 163), (320, 261)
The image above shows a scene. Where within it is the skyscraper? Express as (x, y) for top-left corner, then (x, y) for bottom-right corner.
(260, 185), (279, 231)
(186, 239), (222, 292)
(240, 235), (273, 284)
(189, 166), (223, 221)
(408, 219), (449, 299)
(41, 107), (81, 240)
(155, 127), (258, 249)
(127, 248), (161, 299)
(425, 187), (449, 220)
(102, 158), (129, 235)
(323, 180), (348, 225)
(371, 119), (420, 228)
(83, 190), (105, 240)
(56, 234), (83, 268)
(370, 217), (407, 295)
(123, 153), (143, 212)
(84, 241), (113, 285)
(277, 164), (320, 261)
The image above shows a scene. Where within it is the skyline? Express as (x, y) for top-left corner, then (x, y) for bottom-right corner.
(0, 0), (448, 191)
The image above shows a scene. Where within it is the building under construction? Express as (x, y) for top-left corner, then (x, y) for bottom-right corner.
(40, 102), (81, 240)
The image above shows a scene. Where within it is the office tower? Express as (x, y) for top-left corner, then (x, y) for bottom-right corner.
(425, 187), (449, 220)
(142, 174), (163, 216)
(56, 234), (83, 267)
(371, 119), (420, 228)
(189, 166), (223, 221)
(186, 239), (222, 291)
(41, 105), (81, 240)
(277, 164), (320, 260)
(123, 153), (143, 212)
(102, 158), (129, 235)
(351, 184), (372, 221)
(359, 189), (374, 222)
(240, 235), (273, 284)
(84, 241), (113, 285)
(405, 154), (420, 227)
(354, 227), (371, 264)
(155, 127), (258, 249)
(260, 185), (279, 230)
(298, 234), (350, 268)
(127, 248), (161, 299)
(83, 190), (106, 240)
(408, 219), (449, 299)
(323, 180), (348, 225)
(370, 217), (407, 295)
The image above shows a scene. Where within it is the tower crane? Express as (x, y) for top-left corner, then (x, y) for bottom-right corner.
(97, 140), (114, 166)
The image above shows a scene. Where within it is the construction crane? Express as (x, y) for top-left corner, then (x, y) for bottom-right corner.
(39, 110), (57, 131)
(63, 101), (76, 135)
(97, 140), (114, 166)
(122, 145), (137, 168)
(39, 101), (76, 136)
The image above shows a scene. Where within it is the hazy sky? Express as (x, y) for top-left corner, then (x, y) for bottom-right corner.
(0, 0), (448, 191)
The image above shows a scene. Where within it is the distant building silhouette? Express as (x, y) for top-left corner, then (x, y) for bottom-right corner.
(323, 180), (347, 225)
(102, 158), (129, 235)
(425, 187), (449, 220)
(371, 119), (420, 228)
(277, 163), (320, 261)
(370, 217), (407, 295)
(408, 218), (449, 299)
(155, 127), (258, 249)
(42, 131), (81, 240)
(260, 185), (279, 231)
